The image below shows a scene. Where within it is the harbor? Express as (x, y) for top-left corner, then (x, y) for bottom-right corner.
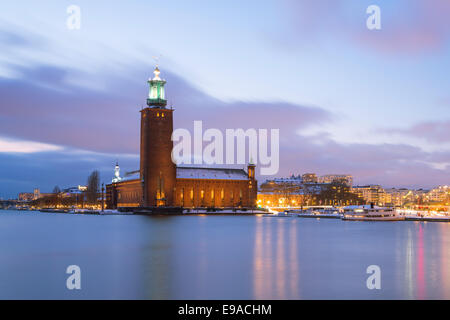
(3, 204), (450, 222)
(262, 205), (450, 222)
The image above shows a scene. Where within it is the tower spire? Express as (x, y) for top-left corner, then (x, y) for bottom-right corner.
(153, 66), (161, 80)
(112, 161), (122, 183)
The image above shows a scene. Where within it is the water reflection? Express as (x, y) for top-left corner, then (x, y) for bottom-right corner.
(416, 223), (425, 299)
(405, 227), (414, 299)
(253, 218), (300, 299)
(288, 220), (299, 298)
(141, 217), (173, 299)
(401, 222), (450, 299)
(440, 223), (450, 298)
(2, 211), (450, 299)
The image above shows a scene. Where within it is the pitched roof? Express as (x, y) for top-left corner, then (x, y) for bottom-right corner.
(176, 166), (249, 180)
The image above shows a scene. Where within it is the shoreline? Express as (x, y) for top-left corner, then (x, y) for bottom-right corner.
(2, 208), (450, 222)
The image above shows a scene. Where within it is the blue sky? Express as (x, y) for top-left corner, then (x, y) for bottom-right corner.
(0, 0), (449, 198)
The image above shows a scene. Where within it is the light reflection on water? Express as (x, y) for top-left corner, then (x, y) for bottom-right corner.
(253, 218), (300, 299)
(1, 210), (450, 299)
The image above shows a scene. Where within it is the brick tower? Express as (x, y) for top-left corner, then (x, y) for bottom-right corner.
(140, 66), (176, 207)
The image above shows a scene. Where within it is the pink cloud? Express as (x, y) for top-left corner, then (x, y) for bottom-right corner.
(278, 136), (449, 188)
(354, 0), (450, 54)
(283, 0), (450, 55)
(1, 28), (448, 189)
(386, 120), (450, 143)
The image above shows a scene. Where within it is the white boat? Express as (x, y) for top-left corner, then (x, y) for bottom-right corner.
(99, 210), (134, 215)
(341, 205), (404, 221)
(262, 211), (295, 217)
(289, 206), (341, 219)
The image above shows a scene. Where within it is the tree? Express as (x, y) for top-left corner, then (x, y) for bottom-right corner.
(52, 185), (61, 207)
(316, 182), (364, 206)
(87, 170), (100, 205)
(301, 184), (318, 207)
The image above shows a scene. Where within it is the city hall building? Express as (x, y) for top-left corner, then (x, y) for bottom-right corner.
(106, 67), (257, 209)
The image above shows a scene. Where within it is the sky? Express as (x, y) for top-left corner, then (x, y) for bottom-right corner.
(0, 0), (449, 198)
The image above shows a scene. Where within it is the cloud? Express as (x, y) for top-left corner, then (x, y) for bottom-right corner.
(0, 59), (330, 155)
(0, 28), (45, 50)
(354, 0), (450, 54)
(0, 137), (61, 153)
(282, 0), (450, 55)
(0, 149), (138, 199)
(385, 120), (450, 144)
(279, 135), (450, 188)
(0, 27), (448, 198)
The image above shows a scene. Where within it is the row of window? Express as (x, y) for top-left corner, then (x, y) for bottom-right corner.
(179, 188), (243, 199)
(117, 191), (140, 201)
(117, 187), (247, 203)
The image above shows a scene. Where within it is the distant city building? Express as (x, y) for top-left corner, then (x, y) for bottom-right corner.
(426, 186), (450, 203)
(18, 192), (34, 202)
(19, 189), (51, 201)
(61, 185), (87, 197)
(258, 175), (306, 207)
(258, 173), (359, 208)
(302, 173), (317, 183)
(319, 174), (353, 187)
(384, 188), (410, 206)
(351, 185), (386, 206)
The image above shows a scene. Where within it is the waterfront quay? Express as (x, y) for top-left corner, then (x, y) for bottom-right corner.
(3, 206), (450, 222)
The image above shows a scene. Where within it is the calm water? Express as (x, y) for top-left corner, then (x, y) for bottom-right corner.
(1, 210), (450, 299)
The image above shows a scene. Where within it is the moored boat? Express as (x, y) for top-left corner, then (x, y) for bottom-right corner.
(341, 204), (404, 221)
(262, 211), (295, 217)
(288, 206), (341, 219)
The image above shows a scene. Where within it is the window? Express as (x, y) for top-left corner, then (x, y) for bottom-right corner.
(200, 189), (205, 207)
(157, 175), (165, 200)
(180, 188), (184, 206)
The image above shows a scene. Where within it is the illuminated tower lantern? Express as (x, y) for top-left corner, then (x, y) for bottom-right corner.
(140, 66), (176, 207)
(147, 66), (166, 106)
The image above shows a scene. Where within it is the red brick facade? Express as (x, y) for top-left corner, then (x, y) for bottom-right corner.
(107, 175), (257, 209)
(140, 107), (176, 207)
(105, 70), (257, 209)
